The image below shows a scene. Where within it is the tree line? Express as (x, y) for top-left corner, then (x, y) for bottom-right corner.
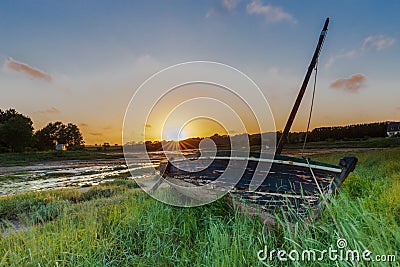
(142, 122), (391, 151)
(278, 122), (389, 144)
(0, 109), (84, 153)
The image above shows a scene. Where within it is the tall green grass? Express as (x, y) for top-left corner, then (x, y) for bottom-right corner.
(0, 148), (399, 266)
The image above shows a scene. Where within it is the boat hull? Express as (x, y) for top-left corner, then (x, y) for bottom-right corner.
(158, 153), (357, 222)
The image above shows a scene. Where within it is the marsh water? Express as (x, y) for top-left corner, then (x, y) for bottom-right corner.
(0, 154), (162, 196)
(0, 150), (203, 196)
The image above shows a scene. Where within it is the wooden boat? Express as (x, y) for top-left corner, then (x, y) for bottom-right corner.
(157, 18), (358, 223)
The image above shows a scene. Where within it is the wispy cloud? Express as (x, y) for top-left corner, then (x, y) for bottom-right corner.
(222, 0), (240, 11)
(325, 50), (358, 68)
(205, 0), (240, 18)
(330, 74), (367, 93)
(79, 123), (89, 127)
(34, 107), (60, 115)
(205, 8), (218, 18)
(326, 34), (395, 68)
(4, 57), (52, 81)
(362, 35), (395, 51)
(90, 132), (103, 136)
(246, 0), (296, 24)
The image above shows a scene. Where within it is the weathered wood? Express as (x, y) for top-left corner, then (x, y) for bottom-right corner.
(159, 154), (357, 223)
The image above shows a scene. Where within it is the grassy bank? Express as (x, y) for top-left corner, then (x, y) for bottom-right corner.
(285, 136), (400, 149)
(0, 149), (124, 167)
(0, 149), (399, 266)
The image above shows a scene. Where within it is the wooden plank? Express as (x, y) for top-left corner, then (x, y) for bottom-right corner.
(160, 155), (357, 223)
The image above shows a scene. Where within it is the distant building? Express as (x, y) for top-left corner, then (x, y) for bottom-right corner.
(55, 144), (67, 151)
(387, 122), (400, 137)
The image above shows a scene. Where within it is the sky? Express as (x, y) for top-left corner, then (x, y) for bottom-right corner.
(1, 0), (399, 145)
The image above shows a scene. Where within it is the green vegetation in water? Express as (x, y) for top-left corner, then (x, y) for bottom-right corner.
(102, 172), (133, 181)
(0, 174), (20, 182)
(0, 148), (399, 266)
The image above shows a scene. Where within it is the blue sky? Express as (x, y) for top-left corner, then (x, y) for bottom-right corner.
(1, 0), (399, 144)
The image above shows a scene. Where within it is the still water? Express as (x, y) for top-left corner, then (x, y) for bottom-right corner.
(0, 154), (163, 196)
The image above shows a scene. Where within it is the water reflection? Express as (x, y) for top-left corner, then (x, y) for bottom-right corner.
(0, 152), (167, 196)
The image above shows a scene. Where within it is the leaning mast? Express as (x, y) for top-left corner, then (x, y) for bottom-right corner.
(276, 18), (329, 155)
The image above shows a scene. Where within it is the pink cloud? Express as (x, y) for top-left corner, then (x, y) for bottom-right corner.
(4, 57), (52, 81)
(330, 74), (367, 93)
(34, 107), (60, 115)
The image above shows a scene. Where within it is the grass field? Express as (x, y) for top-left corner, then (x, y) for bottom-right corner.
(0, 148), (399, 266)
(285, 136), (400, 149)
(0, 148), (124, 167)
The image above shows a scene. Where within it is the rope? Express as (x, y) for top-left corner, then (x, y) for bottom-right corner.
(301, 63), (318, 155)
(300, 64), (345, 238)
(305, 157), (344, 238)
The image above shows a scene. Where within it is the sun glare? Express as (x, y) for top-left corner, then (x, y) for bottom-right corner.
(163, 128), (188, 141)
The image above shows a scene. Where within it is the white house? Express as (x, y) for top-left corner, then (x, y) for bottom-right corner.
(55, 144), (67, 151)
(387, 122), (400, 137)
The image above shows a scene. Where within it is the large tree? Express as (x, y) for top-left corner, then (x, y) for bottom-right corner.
(34, 121), (85, 151)
(0, 109), (34, 152)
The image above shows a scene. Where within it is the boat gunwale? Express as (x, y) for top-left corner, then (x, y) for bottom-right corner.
(165, 155), (342, 173)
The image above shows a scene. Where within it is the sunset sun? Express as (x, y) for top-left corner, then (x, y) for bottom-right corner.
(163, 128), (189, 141)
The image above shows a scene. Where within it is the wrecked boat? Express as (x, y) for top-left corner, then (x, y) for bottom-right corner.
(158, 18), (358, 223)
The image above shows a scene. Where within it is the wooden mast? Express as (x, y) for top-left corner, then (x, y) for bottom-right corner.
(276, 18), (329, 155)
